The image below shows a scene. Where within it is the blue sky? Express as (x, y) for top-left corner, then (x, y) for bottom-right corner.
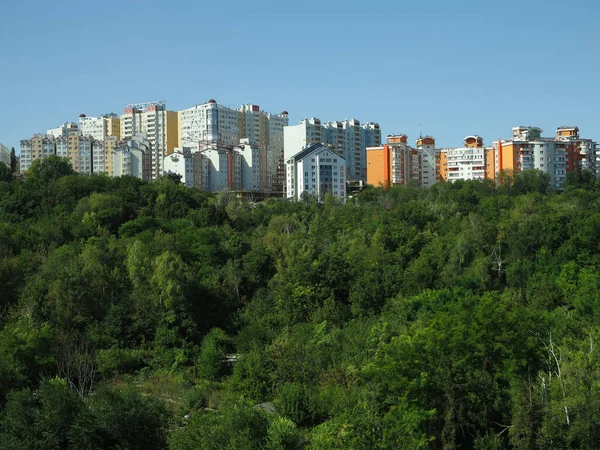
(1, 0), (599, 152)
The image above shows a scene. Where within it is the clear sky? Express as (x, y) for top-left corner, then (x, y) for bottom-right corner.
(1, 0), (599, 152)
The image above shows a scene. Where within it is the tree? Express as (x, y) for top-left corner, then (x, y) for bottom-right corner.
(26, 155), (75, 184)
(10, 147), (17, 174)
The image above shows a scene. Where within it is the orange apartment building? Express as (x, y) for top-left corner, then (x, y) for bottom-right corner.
(367, 135), (436, 188)
(494, 126), (596, 189)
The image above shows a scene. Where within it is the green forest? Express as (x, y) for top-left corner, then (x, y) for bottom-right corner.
(2, 156), (600, 449)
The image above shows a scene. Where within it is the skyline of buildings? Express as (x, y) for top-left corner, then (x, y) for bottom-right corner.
(367, 126), (598, 191)
(11, 96), (600, 198)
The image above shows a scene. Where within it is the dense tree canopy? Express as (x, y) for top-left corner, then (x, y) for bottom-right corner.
(1, 160), (600, 448)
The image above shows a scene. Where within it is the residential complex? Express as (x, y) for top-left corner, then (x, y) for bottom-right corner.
(164, 139), (263, 192)
(366, 134), (436, 188)
(286, 142), (346, 202)
(16, 93), (600, 195)
(178, 100), (288, 191)
(494, 126), (596, 189)
(367, 126), (597, 190)
(20, 135), (56, 173)
(113, 135), (153, 180)
(284, 118), (381, 182)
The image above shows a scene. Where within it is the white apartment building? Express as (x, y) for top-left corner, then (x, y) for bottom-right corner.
(121, 101), (178, 180)
(284, 118), (380, 182)
(179, 101), (288, 191)
(79, 115), (107, 141)
(164, 147), (195, 187)
(235, 138), (261, 191)
(0, 144), (10, 168)
(20, 135), (56, 173)
(113, 135), (153, 180)
(286, 142), (346, 202)
(46, 122), (78, 138)
(415, 136), (437, 187)
(179, 100), (240, 147)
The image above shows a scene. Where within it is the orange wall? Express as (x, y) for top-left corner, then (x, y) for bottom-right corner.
(485, 148), (496, 179)
(501, 143), (517, 172)
(367, 145), (390, 187)
(436, 151), (448, 181)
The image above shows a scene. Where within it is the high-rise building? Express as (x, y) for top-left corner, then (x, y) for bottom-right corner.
(367, 134), (437, 188)
(121, 101), (178, 180)
(286, 142), (346, 202)
(284, 118), (380, 181)
(439, 136), (494, 182)
(79, 114), (121, 141)
(46, 122), (78, 138)
(179, 100), (288, 191)
(494, 126), (597, 189)
(179, 99), (239, 147)
(180, 139), (263, 192)
(20, 135), (55, 173)
(113, 135), (153, 180)
(55, 133), (93, 174)
(92, 136), (119, 176)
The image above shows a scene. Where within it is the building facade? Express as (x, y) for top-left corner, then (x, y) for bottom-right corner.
(179, 100), (288, 191)
(79, 114), (121, 141)
(164, 147), (195, 187)
(286, 142), (346, 202)
(113, 135), (153, 180)
(439, 136), (494, 182)
(46, 122), (78, 138)
(494, 126), (597, 189)
(121, 101), (178, 180)
(55, 134), (93, 174)
(367, 134), (437, 188)
(20, 135), (56, 173)
(284, 118), (380, 182)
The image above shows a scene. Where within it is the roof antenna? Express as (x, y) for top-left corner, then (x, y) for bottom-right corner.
(420, 122), (423, 139)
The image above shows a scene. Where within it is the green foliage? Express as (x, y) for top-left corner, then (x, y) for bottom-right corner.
(4, 164), (600, 448)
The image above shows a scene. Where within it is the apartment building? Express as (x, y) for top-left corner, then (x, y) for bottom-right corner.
(20, 135), (56, 173)
(286, 142), (346, 202)
(179, 100), (288, 191)
(113, 135), (153, 180)
(439, 136), (494, 182)
(284, 118), (380, 181)
(79, 114), (121, 141)
(178, 139), (263, 192)
(55, 134), (93, 174)
(494, 126), (597, 189)
(367, 134), (437, 188)
(46, 122), (78, 138)
(92, 136), (119, 176)
(164, 147), (195, 187)
(121, 101), (178, 180)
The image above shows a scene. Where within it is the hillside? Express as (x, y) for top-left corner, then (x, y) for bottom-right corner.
(1, 157), (600, 449)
